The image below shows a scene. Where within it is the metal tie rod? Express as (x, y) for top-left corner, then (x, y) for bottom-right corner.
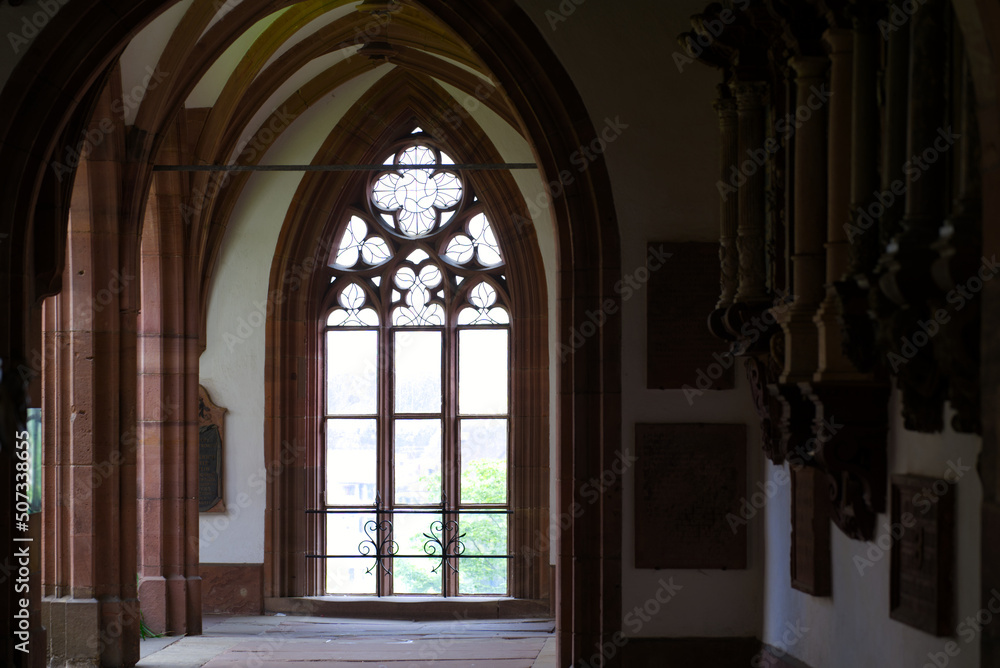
(152, 163), (538, 172)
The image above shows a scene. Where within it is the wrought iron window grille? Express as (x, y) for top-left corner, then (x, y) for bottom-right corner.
(307, 493), (512, 597)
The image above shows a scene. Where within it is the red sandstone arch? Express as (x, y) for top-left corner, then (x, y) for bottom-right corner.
(0, 1), (625, 665)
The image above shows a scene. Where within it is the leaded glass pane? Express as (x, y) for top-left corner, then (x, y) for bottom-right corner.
(459, 329), (508, 415)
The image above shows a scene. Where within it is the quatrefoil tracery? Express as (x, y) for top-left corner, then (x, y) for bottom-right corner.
(328, 140), (510, 328)
(371, 144), (462, 237)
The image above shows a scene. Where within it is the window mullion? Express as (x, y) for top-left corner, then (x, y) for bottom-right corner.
(444, 312), (460, 596)
(381, 324), (393, 596)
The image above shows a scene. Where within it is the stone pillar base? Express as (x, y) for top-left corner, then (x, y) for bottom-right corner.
(138, 575), (202, 636)
(42, 597), (99, 667)
(42, 595), (140, 667)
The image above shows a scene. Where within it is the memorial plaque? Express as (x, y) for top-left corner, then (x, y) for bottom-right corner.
(646, 242), (735, 390)
(199, 386), (227, 513)
(790, 466), (831, 596)
(634, 423), (746, 569)
(890, 474), (954, 635)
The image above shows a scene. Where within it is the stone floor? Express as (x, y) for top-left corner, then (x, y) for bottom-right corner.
(137, 615), (556, 667)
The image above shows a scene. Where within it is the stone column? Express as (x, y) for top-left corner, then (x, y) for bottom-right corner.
(715, 84), (739, 309)
(137, 116), (202, 636)
(732, 81), (770, 305)
(41, 76), (140, 666)
(813, 29), (857, 379)
(778, 57), (828, 383)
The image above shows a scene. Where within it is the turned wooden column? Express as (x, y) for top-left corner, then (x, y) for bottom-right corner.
(41, 73), (141, 667)
(778, 57), (828, 383)
(875, 0), (950, 432)
(715, 84), (740, 309)
(732, 81), (770, 305)
(813, 29), (856, 380)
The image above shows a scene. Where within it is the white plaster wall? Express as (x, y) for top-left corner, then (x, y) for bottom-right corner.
(763, 396), (982, 667)
(186, 8), (290, 109)
(515, 0), (766, 639)
(119, 0), (193, 125)
(198, 66), (392, 563)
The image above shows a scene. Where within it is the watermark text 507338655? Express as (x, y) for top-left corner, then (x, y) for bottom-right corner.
(13, 428), (34, 654)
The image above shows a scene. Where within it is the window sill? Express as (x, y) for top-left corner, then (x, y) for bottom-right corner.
(264, 596), (551, 620)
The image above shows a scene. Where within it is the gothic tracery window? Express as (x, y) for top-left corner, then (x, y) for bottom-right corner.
(323, 132), (511, 596)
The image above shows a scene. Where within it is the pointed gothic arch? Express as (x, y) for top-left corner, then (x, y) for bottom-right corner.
(258, 70), (550, 603)
(0, 1), (626, 664)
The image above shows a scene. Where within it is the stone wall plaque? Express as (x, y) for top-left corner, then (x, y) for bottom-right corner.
(890, 474), (955, 635)
(790, 465), (831, 596)
(646, 242), (735, 390)
(634, 423), (747, 569)
(199, 386), (226, 513)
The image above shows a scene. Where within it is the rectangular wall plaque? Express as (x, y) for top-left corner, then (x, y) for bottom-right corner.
(790, 465), (831, 596)
(634, 423), (747, 569)
(199, 386), (227, 513)
(890, 474), (955, 635)
(646, 242), (735, 390)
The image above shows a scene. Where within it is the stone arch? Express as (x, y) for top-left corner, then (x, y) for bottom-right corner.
(0, 1), (624, 665)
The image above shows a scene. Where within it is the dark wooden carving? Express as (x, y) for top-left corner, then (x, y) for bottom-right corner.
(691, 0), (982, 552)
(790, 465), (831, 596)
(199, 386), (227, 513)
(806, 383), (889, 541)
(647, 242), (734, 391)
(634, 423), (747, 569)
(890, 474), (955, 635)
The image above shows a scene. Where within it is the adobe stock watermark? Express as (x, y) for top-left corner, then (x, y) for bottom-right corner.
(716, 87), (833, 201)
(878, 0), (929, 41)
(416, 612), (478, 660)
(518, 448), (637, 562)
(557, 244), (671, 362)
(682, 292), (794, 405)
(519, 115), (629, 226)
(921, 588), (1000, 668)
(14, 269), (137, 388)
(423, 80), (498, 143)
(222, 233), (338, 352)
(752, 619), (810, 667)
(888, 255), (999, 372)
(726, 417), (842, 533)
(51, 64), (170, 181)
(543, 0), (588, 31)
(578, 577), (683, 668)
(7, 0), (68, 53)
(337, 0), (401, 56)
(673, 0), (752, 73)
(844, 126), (959, 243)
(853, 458), (972, 576)
(180, 107), (299, 225)
(200, 439), (304, 548)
